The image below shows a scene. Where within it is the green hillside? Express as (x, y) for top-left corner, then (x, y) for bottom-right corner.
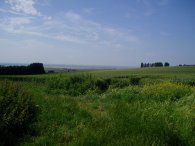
(0, 66), (195, 146)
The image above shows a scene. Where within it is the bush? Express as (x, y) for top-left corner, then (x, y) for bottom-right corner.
(74, 99), (192, 146)
(0, 80), (37, 146)
(46, 74), (95, 96)
(142, 81), (192, 101)
(130, 77), (141, 85)
(95, 79), (110, 92)
(110, 78), (130, 88)
(106, 86), (142, 102)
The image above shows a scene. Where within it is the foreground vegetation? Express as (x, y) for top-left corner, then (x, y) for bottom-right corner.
(0, 66), (195, 146)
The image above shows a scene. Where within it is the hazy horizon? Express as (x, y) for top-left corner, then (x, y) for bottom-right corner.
(0, 62), (135, 69)
(0, 0), (195, 66)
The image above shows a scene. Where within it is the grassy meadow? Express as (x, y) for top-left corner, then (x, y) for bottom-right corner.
(0, 66), (195, 146)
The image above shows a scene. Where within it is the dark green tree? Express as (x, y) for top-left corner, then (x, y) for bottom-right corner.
(146, 63), (150, 67)
(141, 62), (144, 68)
(0, 63), (45, 75)
(28, 63), (45, 74)
(144, 63), (147, 67)
(164, 62), (170, 67)
(155, 62), (163, 67)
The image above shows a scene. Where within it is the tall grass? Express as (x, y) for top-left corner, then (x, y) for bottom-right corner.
(0, 80), (38, 146)
(71, 82), (195, 146)
(0, 66), (195, 145)
(20, 80), (195, 146)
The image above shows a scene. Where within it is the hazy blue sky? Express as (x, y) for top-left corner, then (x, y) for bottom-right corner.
(0, 0), (195, 66)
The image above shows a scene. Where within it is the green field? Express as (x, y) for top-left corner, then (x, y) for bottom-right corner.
(0, 66), (195, 146)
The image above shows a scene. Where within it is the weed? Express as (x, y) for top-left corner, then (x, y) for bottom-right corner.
(0, 80), (38, 146)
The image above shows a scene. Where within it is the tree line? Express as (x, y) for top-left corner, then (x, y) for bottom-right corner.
(141, 62), (170, 68)
(0, 63), (45, 75)
(179, 64), (195, 66)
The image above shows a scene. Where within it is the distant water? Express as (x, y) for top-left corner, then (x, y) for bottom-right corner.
(0, 63), (28, 66)
(44, 64), (134, 70)
(0, 63), (135, 70)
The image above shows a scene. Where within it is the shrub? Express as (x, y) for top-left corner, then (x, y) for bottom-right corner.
(95, 79), (110, 92)
(106, 86), (142, 102)
(142, 81), (192, 101)
(130, 77), (141, 85)
(74, 99), (192, 146)
(46, 74), (96, 96)
(0, 80), (37, 146)
(110, 78), (130, 88)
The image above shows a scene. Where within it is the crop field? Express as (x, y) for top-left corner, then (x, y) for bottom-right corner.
(0, 66), (195, 146)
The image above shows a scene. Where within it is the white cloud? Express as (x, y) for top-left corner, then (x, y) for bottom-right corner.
(0, 8), (139, 48)
(5, 0), (40, 16)
(2, 0), (139, 47)
(0, 17), (32, 32)
(83, 8), (94, 14)
(53, 35), (86, 44)
(64, 11), (82, 24)
(9, 17), (31, 26)
(62, 11), (139, 44)
(0, 8), (24, 15)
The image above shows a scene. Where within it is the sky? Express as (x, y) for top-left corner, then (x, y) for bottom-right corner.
(0, 0), (195, 67)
